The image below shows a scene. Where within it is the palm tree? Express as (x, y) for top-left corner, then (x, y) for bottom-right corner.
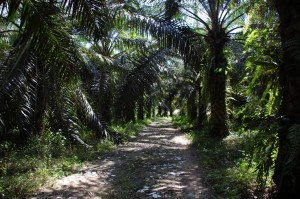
(130, 0), (243, 137)
(0, 0), (133, 144)
(115, 47), (170, 123)
(181, 0), (243, 138)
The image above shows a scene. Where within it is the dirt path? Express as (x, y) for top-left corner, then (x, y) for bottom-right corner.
(31, 119), (212, 199)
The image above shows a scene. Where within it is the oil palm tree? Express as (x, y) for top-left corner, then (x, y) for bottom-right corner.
(0, 0), (134, 144)
(115, 47), (170, 123)
(181, 0), (243, 138)
(128, 0), (243, 138)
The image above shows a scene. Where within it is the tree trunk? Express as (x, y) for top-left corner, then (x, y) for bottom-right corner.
(197, 84), (206, 128)
(152, 104), (155, 118)
(158, 102), (162, 116)
(187, 90), (197, 122)
(273, 1), (300, 198)
(138, 94), (144, 120)
(166, 99), (173, 117)
(34, 63), (47, 135)
(102, 90), (112, 125)
(146, 99), (152, 118)
(208, 45), (228, 138)
(124, 102), (135, 123)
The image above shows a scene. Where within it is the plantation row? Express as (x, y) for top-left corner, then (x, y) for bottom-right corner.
(0, 0), (300, 198)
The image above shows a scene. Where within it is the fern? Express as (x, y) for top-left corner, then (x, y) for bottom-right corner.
(245, 117), (278, 188)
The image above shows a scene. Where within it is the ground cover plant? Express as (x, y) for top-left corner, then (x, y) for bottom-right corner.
(0, 119), (150, 198)
(173, 115), (276, 198)
(1, 0), (300, 198)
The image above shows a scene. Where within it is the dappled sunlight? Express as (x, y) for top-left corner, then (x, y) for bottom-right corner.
(31, 119), (211, 198)
(31, 160), (118, 198)
(171, 135), (191, 145)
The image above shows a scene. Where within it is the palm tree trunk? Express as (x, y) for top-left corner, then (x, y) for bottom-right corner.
(125, 102), (135, 123)
(208, 45), (228, 138)
(34, 63), (47, 135)
(187, 90), (197, 122)
(146, 98), (152, 118)
(158, 102), (162, 116)
(152, 104), (156, 118)
(138, 93), (144, 120)
(273, 1), (300, 197)
(166, 97), (173, 117)
(168, 102), (173, 117)
(197, 84), (206, 128)
(102, 90), (112, 125)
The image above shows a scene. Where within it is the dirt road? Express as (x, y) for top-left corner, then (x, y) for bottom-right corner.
(31, 119), (212, 199)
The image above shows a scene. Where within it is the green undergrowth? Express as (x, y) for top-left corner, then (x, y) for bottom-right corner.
(172, 116), (274, 198)
(172, 116), (194, 129)
(111, 118), (152, 142)
(0, 119), (151, 198)
(187, 131), (257, 198)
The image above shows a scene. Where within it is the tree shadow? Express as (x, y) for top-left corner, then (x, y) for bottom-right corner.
(31, 120), (212, 199)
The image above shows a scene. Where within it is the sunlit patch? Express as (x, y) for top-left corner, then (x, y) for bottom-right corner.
(171, 135), (191, 145)
(31, 119), (211, 198)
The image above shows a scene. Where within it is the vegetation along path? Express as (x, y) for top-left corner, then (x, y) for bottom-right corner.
(31, 119), (212, 199)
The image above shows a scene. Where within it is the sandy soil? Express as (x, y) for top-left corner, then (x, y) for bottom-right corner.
(30, 119), (212, 199)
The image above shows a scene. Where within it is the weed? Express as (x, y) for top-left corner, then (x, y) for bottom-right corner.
(187, 130), (258, 198)
(172, 116), (193, 130)
(112, 119), (152, 141)
(95, 139), (117, 154)
(0, 119), (151, 198)
(173, 117), (262, 198)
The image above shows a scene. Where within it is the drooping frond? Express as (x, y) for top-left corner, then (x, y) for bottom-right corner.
(17, 63), (38, 134)
(0, 47), (36, 133)
(25, 1), (82, 80)
(75, 87), (108, 139)
(1, 0), (84, 81)
(128, 15), (204, 60)
(115, 48), (169, 118)
(48, 83), (91, 147)
(62, 0), (107, 39)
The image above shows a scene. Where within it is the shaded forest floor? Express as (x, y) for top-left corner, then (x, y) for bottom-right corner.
(30, 119), (212, 199)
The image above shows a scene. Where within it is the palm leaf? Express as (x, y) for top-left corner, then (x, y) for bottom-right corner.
(115, 48), (168, 119)
(0, 48), (36, 134)
(75, 87), (108, 139)
(48, 83), (91, 147)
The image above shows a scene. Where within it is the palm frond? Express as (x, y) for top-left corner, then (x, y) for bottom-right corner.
(48, 79), (90, 146)
(2, 0), (83, 81)
(129, 14), (204, 60)
(26, 1), (82, 80)
(0, 48), (36, 134)
(75, 87), (108, 139)
(62, 0), (108, 39)
(115, 48), (168, 118)
(18, 62), (38, 134)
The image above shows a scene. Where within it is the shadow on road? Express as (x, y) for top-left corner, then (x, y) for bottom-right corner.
(31, 119), (212, 199)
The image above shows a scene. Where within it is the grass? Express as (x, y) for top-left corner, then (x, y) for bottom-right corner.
(189, 132), (258, 198)
(0, 136), (82, 198)
(0, 119), (151, 198)
(111, 118), (152, 141)
(172, 116), (194, 129)
(172, 116), (272, 198)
